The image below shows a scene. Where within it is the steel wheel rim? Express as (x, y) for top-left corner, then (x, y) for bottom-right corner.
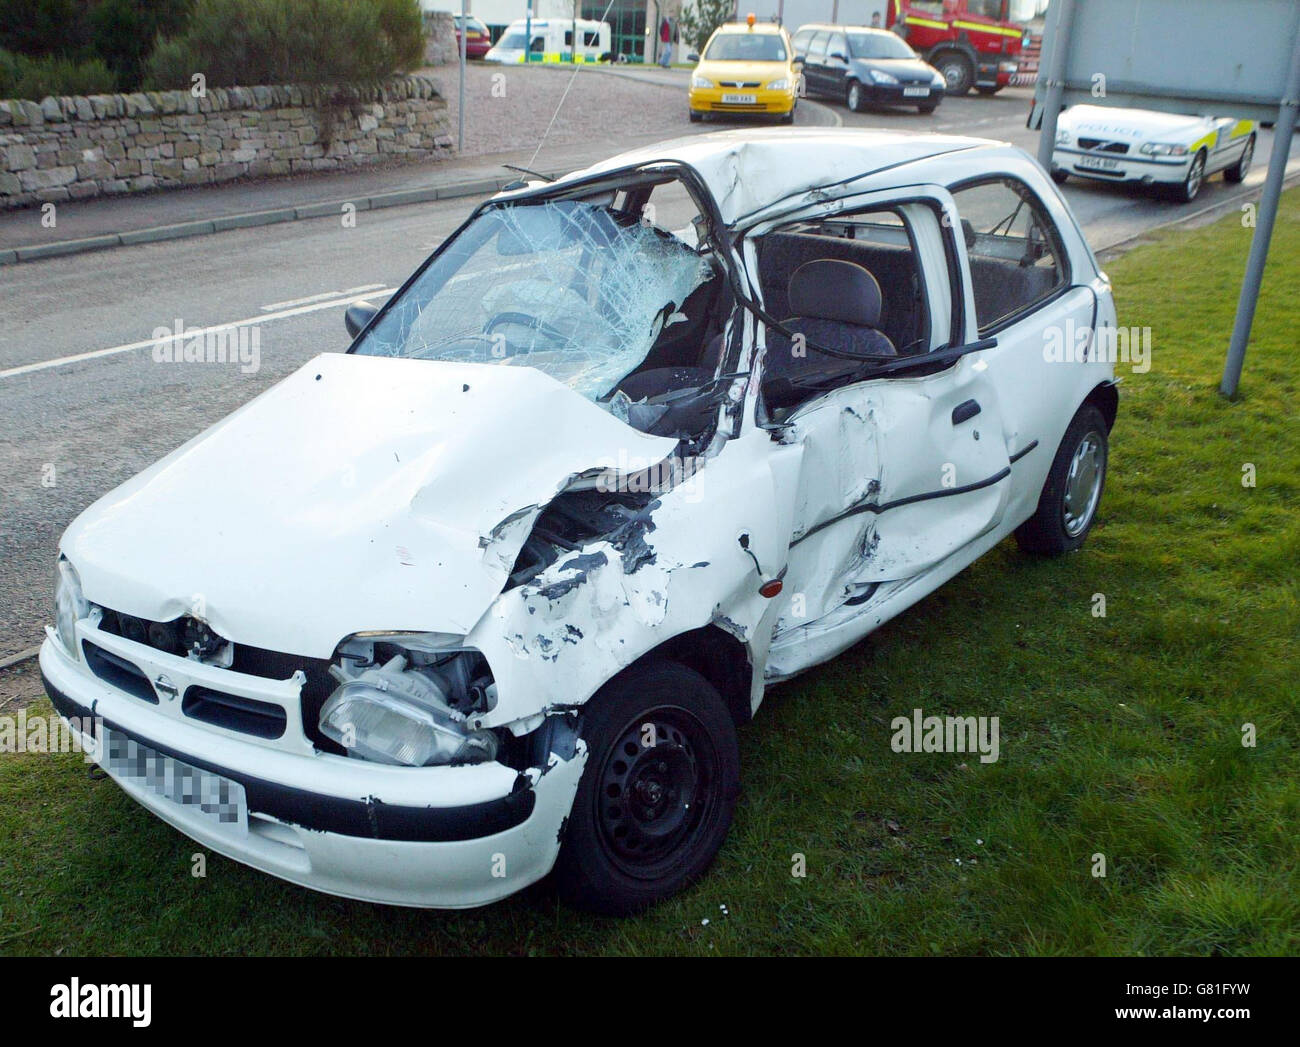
(1187, 155), (1205, 198)
(1062, 430), (1104, 537)
(848, 83), (861, 109)
(941, 62), (964, 90)
(594, 706), (719, 880)
(1241, 139), (1254, 177)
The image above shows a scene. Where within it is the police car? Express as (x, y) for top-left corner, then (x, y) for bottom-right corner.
(1051, 104), (1257, 203)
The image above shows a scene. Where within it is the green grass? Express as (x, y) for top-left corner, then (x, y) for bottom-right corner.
(2, 193), (1297, 956)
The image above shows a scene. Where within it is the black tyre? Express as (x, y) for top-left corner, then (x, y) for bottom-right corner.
(933, 52), (974, 95)
(1050, 168), (1069, 185)
(1015, 404), (1109, 556)
(919, 102), (939, 114)
(846, 79), (865, 112)
(1172, 151), (1207, 203)
(1224, 134), (1255, 184)
(688, 109), (702, 123)
(554, 660), (740, 915)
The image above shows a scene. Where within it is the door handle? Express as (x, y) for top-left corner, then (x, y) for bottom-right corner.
(952, 399), (981, 425)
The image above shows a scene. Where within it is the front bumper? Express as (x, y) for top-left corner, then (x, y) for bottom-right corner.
(689, 86), (795, 115)
(1051, 145), (1192, 186)
(975, 60), (1016, 89)
(39, 634), (587, 908)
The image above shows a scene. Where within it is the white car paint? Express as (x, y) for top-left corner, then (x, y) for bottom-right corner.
(42, 128), (1118, 908)
(1051, 103), (1257, 194)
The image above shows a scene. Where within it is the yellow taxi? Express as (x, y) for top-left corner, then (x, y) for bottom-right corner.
(688, 16), (798, 123)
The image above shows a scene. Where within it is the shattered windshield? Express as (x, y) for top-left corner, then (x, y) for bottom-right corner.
(353, 199), (713, 401)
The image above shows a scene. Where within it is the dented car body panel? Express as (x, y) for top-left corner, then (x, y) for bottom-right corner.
(43, 129), (1117, 908)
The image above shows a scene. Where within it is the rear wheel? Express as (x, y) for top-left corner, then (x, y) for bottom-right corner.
(1015, 404), (1109, 556)
(1224, 134), (1255, 183)
(846, 79), (865, 112)
(554, 660), (740, 915)
(933, 51), (974, 95)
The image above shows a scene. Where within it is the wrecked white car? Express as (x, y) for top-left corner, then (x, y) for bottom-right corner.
(42, 128), (1118, 914)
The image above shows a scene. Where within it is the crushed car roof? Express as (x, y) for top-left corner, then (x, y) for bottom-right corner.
(552, 128), (1006, 226)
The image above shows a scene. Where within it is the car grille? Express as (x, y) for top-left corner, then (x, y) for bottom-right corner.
(90, 607), (339, 751)
(720, 80), (761, 88)
(1078, 138), (1129, 154)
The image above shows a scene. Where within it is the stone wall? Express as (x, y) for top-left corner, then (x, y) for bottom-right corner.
(0, 76), (452, 210)
(423, 11), (459, 66)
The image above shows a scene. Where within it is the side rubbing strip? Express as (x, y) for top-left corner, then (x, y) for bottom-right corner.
(790, 438), (1041, 548)
(1009, 439), (1039, 464)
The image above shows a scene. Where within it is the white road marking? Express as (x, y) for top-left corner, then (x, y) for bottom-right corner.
(0, 288), (396, 381)
(260, 284), (387, 312)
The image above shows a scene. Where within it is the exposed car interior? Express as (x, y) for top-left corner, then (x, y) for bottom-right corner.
(753, 210), (930, 414)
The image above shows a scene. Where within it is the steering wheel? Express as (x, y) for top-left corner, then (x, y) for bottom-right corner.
(485, 311), (574, 345)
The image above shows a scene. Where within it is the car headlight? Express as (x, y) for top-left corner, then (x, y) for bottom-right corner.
(869, 69), (899, 84)
(1140, 142), (1190, 156)
(54, 558), (89, 659)
(767, 78), (789, 90)
(998, 60), (1019, 73)
(1056, 128), (1071, 144)
(932, 74), (946, 88)
(320, 645), (499, 767)
(691, 75), (713, 88)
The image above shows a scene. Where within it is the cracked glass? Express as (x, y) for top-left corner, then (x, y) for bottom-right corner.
(353, 199), (712, 402)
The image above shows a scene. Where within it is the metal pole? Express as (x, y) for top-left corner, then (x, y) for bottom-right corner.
(1220, 31), (1300, 398)
(526, 4), (532, 64)
(1035, 0), (1076, 171)
(458, 0), (468, 152)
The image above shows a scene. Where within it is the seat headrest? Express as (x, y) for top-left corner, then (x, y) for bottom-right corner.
(787, 259), (883, 328)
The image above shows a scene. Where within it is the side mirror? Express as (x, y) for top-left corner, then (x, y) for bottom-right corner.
(792, 55), (805, 67)
(687, 52), (699, 62)
(830, 51), (848, 63)
(345, 301), (379, 340)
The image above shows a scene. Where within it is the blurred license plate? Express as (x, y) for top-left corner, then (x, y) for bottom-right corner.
(1079, 155), (1119, 170)
(104, 727), (247, 828)
(903, 87), (929, 97)
(722, 93), (756, 104)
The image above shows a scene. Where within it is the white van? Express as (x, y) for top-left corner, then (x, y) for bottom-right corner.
(484, 18), (612, 63)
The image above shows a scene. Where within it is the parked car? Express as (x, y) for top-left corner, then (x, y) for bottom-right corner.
(1051, 104), (1258, 203)
(43, 128), (1118, 914)
(453, 14), (492, 60)
(484, 17), (611, 64)
(688, 18), (798, 123)
(792, 24), (946, 114)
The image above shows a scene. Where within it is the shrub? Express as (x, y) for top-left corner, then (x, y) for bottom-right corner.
(0, 47), (116, 98)
(89, 0), (193, 90)
(144, 0), (425, 90)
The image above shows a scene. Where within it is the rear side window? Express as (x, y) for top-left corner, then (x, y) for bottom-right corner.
(950, 178), (1068, 333)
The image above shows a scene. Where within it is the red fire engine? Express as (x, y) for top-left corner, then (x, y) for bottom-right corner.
(886, 0), (1031, 96)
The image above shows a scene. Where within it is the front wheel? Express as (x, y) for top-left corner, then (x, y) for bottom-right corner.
(1051, 168), (1069, 185)
(688, 109), (702, 123)
(1224, 134), (1255, 183)
(1173, 151), (1207, 203)
(553, 660), (740, 915)
(1015, 404), (1109, 556)
(933, 52), (974, 96)
(846, 79), (865, 112)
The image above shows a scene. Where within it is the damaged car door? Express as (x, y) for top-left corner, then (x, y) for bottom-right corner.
(746, 189), (1013, 675)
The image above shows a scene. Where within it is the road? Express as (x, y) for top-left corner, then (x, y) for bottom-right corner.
(1, 77), (1297, 659)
